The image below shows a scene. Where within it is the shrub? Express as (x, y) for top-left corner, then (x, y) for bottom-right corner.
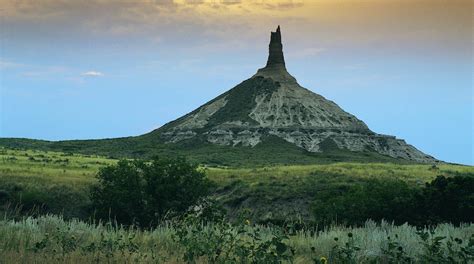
(312, 179), (417, 226)
(328, 233), (360, 264)
(90, 157), (211, 227)
(312, 176), (474, 227)
(417, 229), (474, 263)
(0, 182), (89, 219)
(0, 190), (10, 203)
(172, 202), (294, 263)
(381, 234), (413, 264)
(413, 175), (474, 225)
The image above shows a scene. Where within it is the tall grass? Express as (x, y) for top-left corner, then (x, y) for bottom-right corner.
(0, 214), (472, 263)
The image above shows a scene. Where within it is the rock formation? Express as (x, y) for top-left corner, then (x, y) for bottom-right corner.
(266, 25), (285, 68)
(154, 26), (436, 163)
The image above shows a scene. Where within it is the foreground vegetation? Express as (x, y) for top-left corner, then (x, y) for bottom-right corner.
(1, 147), (473, 263)
(1, 147), (473, 224)
(1, 214), (472, 263)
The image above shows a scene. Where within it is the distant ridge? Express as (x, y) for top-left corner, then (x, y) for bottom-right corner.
(0, 26), (437, 165)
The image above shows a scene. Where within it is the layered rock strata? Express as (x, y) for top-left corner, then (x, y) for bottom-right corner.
(156, 26), (436, 163)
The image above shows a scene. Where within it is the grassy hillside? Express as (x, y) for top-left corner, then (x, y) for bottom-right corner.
(1, 147), (473, 263)
(1, 147), (472, 223)
(0, 135), (413, 167)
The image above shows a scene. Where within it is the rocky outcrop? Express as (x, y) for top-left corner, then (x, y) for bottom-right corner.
(155, 26), (436, 163)
(266, 25), (285, 68)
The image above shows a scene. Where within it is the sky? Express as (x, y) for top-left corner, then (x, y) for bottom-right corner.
(0, 0), (472, 165)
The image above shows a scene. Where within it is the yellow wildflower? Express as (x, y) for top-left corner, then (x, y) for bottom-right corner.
(320, 256), (328, 264)
(245, 219), (250, 225)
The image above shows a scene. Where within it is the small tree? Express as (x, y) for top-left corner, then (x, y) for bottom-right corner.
(414, 175), (474, 225)
(312, 179), (417, 226)
(91, 157), (211, 227)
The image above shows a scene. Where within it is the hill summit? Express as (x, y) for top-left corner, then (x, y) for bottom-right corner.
(150, 26), (435, 163)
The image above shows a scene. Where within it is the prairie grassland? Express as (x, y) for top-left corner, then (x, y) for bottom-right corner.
(0, 148), (473, 263)
(2, 147), (472, 188)
(1, 147), (473, 221)
(0, 148), (113, 186)
(206, 162), (473, 186)
(0, 214), (472, 263)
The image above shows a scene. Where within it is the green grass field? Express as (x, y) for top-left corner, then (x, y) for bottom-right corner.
(3, 147), (472, 187)
(1, 147), (473, 263)
(1, 147), (473, 221)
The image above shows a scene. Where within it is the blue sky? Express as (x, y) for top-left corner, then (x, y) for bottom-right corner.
(1, 0), (472, 165)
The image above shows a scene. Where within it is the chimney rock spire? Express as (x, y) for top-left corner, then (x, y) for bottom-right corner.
(265, 25), (286, 68)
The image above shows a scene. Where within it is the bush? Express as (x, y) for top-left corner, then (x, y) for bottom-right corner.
(0, 182), (89, 219)
(312, 176), (474, 227)
(413, 175), (474, 225)
(91, 157), (211, 227)
(173, 202), (294, 263)
(312, 179), (417, 226)
(0, 190), (10, 203)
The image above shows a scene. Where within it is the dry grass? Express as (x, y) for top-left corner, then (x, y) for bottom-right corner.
(0, 215), (472, 263)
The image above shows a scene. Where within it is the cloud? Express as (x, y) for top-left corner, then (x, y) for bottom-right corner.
(0, 59), (24, 69)
(1, 0), (470, 62)
(0, 58), (103, 82)
(81, 71), (104, 77)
